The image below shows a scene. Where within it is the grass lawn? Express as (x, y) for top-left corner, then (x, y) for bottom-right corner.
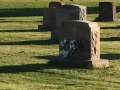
(0, 0), (120, 90)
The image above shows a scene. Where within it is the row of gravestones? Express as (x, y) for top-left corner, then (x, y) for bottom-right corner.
(38, 1), (119, 41)
(38, 2), (86, 31)
(38, 2), (87, 41)
(38, 1), (118, 31)
(38, 1), (112, 67)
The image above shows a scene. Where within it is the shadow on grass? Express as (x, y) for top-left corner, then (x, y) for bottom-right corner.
(100, 26), (120, 29)
(1, 54), (118, 73)
(0, 7), (99, 17)
(0, 39), (58, 45)
(0, 29), (51, 32)
(0, 56), (90, 73)
(101, 53), (120, 60)
(87, 6), (98, 14)
(0, 29), (39, 32)
(0, 6), (120, 17)
(34, 55), (97, 69)
(0, 62), (86, 73)
(0, 21), (43, 23)
(0, 8), (44, 17)
(100, 37), (120, 41)
(117, 6), (120, 12)
(87, 6), (120, 14)
(0, 63), (52, 73)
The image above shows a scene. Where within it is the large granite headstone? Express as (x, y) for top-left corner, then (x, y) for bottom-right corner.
(56, 4), (86, 29)
(43, 8), (56, 30)
(95, 2), (118, 21)
(58, 20), (109, 67)
(38, 2), (65, 31)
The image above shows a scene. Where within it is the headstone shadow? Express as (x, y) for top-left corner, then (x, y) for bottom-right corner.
(101, 53), (120, 60)
(34, 55), (102, 69)
(0, 39), (58, 45)
(116, 6), (120, 12)
(0, 20), (43, 23)
(0, 8), (44, 17)
(87, 6), (98, 14)
(84, 6), (120, 14)
(0, 55), (89, 73)
(0, 63), (49, 73)
(0, 29), (39, 32)
(0, 53), (118, 73)
(100, 37), (120, 41)
(100, 25), (120, 29)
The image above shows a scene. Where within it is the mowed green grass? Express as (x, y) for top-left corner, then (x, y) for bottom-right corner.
(0, 0), (120, 90)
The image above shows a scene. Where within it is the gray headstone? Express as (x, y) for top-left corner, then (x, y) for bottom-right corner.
(58, 20), (109, 67)
(43, 8), (56, 30)
(95, 2), (119, 21)
(38, 2), (65, 31)
(38, 8), (56, 31)
(56, 4), (86, 29)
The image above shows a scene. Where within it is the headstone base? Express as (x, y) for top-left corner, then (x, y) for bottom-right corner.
(94, 17), (120, 21)
(51, 56), (109, 68)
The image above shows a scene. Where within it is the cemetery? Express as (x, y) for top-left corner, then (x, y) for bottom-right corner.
(0, 0), (120, 89)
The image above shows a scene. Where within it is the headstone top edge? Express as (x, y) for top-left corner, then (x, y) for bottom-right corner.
(69, 4), (86, 7)
(61, 20), (99, 28)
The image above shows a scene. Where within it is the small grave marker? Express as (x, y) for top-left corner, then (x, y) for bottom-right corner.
(95, 2), (119, 21)
(38, 1), (65, 31)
